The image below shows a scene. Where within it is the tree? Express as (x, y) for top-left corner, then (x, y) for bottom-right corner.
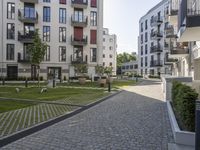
(95, 65), (105, 78)
(74, 64), (88, 77)
(117, 52), (136, 67)
(104, 67), (113, 76)
(27, 29), (47, 86)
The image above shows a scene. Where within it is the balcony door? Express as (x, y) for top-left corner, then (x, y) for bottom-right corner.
(24, 43), (32, 60)
(73, 46), (83, 62)
(74, 27), (83, 41)
(24, 23), (35, 35)
(24, 3), (35, 18)
(74, 9), (83, 22)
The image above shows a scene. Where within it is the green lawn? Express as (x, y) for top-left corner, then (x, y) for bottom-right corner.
(0, 87), (110, 113)
(0, 100), (37, 113)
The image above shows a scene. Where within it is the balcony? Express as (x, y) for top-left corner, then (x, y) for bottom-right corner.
(18, 31), (35, 43)
(150, 16), (163, 27)
(71, 35), (88, 46)
(71, 55), (88, 64)
(150, 44), (163, 53)
(164, 54), (178, 65)
(169, 47), (189, 58)
(71, 0), (88, 9)
(165, 25), (177, 39)
(18, 53), (31, 63)
(20, 0), (38, 3)
(18, 9), (38, 23)
(71, 15), (88, 27)
(178, 0), (200, 42)
(151, 31), (163, 40)
(167, 0), (180, 24)
(150, 60), (163, 67)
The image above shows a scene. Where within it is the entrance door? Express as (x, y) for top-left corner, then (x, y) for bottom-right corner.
(48, 67), (61, 80)
(7, 66), (18, 80)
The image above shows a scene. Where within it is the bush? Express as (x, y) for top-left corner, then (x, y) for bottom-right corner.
(172, 81), (198, 131)
(148, 75), (160, 79)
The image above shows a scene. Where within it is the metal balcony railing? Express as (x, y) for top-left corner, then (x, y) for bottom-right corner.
(71, 35), (88, 46)
(71, 55), (88, 64)
(18, 31), (35, 43)
(71, 15), (88, 27)
(150, 45), (163, 53)
(18, 9), (38, 23)
(150, 60), (163, 67)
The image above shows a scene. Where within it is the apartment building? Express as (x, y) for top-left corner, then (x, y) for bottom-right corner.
(102, 28), (117, 75)
(0, 0), (103, 81)
(121, 61), (138, 75)
(165, 0), (200, 81)
(138, 0), (172, 76)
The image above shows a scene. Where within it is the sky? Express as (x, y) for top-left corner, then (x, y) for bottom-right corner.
(104, 0), (162, 54)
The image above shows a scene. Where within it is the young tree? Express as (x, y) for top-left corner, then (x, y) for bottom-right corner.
(27, 29), (47, 86)
(95, 65), (104, 79)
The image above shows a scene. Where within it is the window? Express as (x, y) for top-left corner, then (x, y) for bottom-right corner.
(59, 27), (66, 42)
(141, 57), (143, 67)
(90, 48), (97, 62)
(103, 54), (105, 58)
(60, 0), (66, 4)
(109, 46), (113, 50)
(141, 34), (143, 44)
(145, 44), (148, 54)
(103, 62), (105, 66)
(91, 0), (97, 7)
(141, 46), (143, 55)
(109, 54), (113, 58)
(145, 56), (148, 67)
(109, 38), (113, 42)
(145, 20), (148, 30)
(43, 7), (51, 22)
(59, 8), (66, 23)
(103, 38), (105, 42)
(74, 10), (83, 22)
(109, 62), (112, 66)
(141, 22), (143, 32)
(43, 26), (50, 42)
(43, 0), (50, 2)
(145, 32), (148, 42)
(90, 11), (97, 26)
(7, 23), (15, 39)
(44, 46), (50, 61)
(59, 46), (66, 62)
(6, 44), (14, 60)
(7, 3), (15, 19)
(90, 30), (97, 44)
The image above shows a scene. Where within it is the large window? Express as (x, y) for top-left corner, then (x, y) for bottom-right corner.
(7, 23), (15, 39)
(90, 48), (97, 62)
(59, 8), (66, 24)
(43, 26), (50, 42)
(6, 44), (15, 60)
(43, 0), (51, 2)
(90, 11), (97, 26)
(59, 46), (66, 62)
(91, 0), (97, 7)
(60, 0), (66, 4)
(90, 30), (97, 44)
(7, 3), (15, 19)
(43, 7), (51, 22)
(74, 10), (83, 22)
(59, 27), (66, 42)
(44, 46), (50, 61)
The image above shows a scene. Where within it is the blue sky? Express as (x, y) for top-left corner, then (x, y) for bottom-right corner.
(104, 0), (162, 54)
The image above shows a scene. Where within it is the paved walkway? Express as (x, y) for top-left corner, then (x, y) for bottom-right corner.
(1, 80), (174, 150)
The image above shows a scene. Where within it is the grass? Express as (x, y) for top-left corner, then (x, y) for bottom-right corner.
(0, 100), (37, 113)
(0, 87), (110, 113)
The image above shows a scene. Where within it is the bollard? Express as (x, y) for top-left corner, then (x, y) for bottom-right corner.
(196, 100), (200, 150)
(2, 77), (5, 85)
(25, 78), (28, 88)
(53, 79), (56, 88)
(108, 82), (111, 92)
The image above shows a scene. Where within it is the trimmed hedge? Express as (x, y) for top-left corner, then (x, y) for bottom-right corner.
(172, 81), (198, 132)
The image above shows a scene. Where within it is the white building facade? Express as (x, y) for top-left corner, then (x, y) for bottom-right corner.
(0, 0), (103, 80)
(138, 0), (172, 76)
(102, 28), (117, 75)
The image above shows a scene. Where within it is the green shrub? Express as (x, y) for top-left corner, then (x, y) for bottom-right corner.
(172, 81), (198, 131)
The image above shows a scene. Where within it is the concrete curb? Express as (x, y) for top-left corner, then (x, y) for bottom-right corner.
(0, 90), (123, 148)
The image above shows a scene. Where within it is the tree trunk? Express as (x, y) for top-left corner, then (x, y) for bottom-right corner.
(37, 65), (40, 87)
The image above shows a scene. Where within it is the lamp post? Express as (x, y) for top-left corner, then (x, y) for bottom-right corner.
(196, 100), (200, 150)
(24, 69), (28, 88)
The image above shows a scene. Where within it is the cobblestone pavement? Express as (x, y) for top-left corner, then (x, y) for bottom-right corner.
(1, 80), (174, 150)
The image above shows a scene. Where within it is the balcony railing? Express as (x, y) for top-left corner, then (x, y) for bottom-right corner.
(165, 25), (177, 38)
(164, 53), (178, 65)
(71, 0), (88, 8)
(71, 15), (88, 27)
(20, 0), (38, 3)
(18, 9), (38, 23)
(150, 45), (163, 53)
(170, 48), (189, 55)
(150, 16), (163, 26)
(71, 35), (88, 46)
(18, 31), (35, 43)
(151, 31), (163, 40)
(71, 55), (88, 64)
(150, 60), (163, 67)
(169, 0), (180, 16)
(18, 53), (31, 63)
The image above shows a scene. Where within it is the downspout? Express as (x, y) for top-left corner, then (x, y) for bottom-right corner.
(1, 0), (4, 82)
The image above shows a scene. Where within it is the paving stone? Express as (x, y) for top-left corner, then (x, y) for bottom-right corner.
(1, 80), (174, 150)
